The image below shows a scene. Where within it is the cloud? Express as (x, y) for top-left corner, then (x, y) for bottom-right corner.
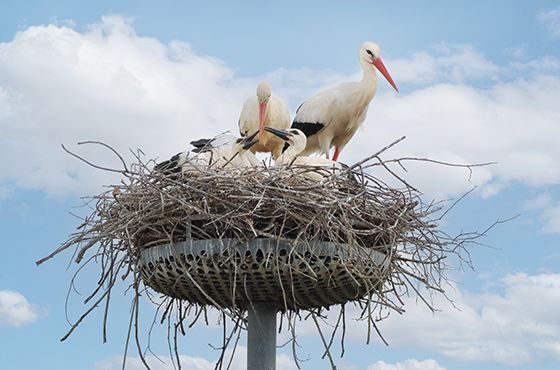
(94, 346), (298, 370)
(0, 290), (41, 327)
(538, 7), (560, 38)
(541, 204), (560, 233)
(0, 16), (347, 199)
(292, 272), (560, 365)
(523, 193), (560, 234)
(387, 43), (500, 85)
(510, 56), (560, 74)
(1, 16), (560, 200)
(505, 44), (527, 60)
(525, 192), (553, 210)
(373, 272), (560, 364)
(0, 16), (249, 197)
(368, 359), (446, 370)
(0, 184), (12, 200)
(348, 73), (560, 198)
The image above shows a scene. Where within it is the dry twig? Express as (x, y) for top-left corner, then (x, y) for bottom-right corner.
(38, 138), (495, 370)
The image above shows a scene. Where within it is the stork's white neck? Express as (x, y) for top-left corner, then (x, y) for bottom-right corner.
(359, 57), (378, 88)
(277, 134), (307, 164)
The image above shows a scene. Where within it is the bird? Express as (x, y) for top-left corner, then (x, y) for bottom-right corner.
(290, 41), (398, 161)
(155, 132), (261, 173)
(265, 127), (342, 181)
(238, 81), (291, 159)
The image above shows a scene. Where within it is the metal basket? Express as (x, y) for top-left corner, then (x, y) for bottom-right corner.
(139, 238), (389, 310)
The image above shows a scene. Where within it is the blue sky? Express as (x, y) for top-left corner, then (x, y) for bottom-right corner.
(1, 1), (560, 370)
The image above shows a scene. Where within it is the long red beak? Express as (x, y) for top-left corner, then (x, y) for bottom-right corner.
(258, 101), (267, 140)
(372, 57), (398, 92)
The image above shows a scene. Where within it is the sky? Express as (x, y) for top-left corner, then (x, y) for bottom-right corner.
(1, 1), (560, 369)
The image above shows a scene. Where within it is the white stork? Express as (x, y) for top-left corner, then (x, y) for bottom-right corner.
(291, 41), (398, 161)
(239, 81), (291, 159)
(155, 132), (260, 173)
(265, 127), (342, 181)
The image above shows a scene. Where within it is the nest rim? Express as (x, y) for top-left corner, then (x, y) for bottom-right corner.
(139, 237), (390, 311)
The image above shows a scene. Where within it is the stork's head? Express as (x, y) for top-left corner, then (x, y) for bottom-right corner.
(264, 127), (307, 154)
(256, 81), (272, 140)
(256, 81), (272, 103)
(359, 41), (398, 92)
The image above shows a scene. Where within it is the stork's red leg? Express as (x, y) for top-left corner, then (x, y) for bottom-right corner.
(332, 146), (340, 161)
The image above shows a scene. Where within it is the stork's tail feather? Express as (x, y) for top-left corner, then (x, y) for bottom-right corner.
(154, 153), (183, 173)
(190, 138), (214, 153)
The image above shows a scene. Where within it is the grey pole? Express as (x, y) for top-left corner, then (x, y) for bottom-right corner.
(247, 302), (277, 370)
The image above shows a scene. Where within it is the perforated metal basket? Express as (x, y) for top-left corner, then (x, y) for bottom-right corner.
(139, 238), (389, 310)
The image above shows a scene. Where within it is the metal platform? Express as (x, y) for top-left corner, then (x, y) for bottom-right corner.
(139, 238), (389, 310)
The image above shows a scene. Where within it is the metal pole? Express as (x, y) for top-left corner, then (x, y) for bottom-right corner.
(247, 302), (276, 370)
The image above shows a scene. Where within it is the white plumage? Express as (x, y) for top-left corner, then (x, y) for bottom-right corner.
(292, 41), (398, 161)
(265, 127), (342, 181)
(155, 133), (261, 173)
(239, 81), (291, 159)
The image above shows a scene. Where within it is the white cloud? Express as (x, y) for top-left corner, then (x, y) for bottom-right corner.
(92, 274), (560, 368)
(94, 346), (298, 370)
(1, 16), (560, 200)
(525, 192), (552, 210)
(387, 43), (500, 85)
(538, 7), (560, 38)
(541, 204), (560, 233)
(511, 56), (560, 74)
(523, 193), (560, 234)
(0, 16), (346, 198)
(368, 359), (446, 370)
(0, 290), (41, 327)
(347, 73), (560, 198)
(505, 44), (527, 60)
(374, 272), (560, 364)
(533, 341), (560, 360)
(0, 185), (12, 200)
(0, 16), (250, 197)
(291, 272), (560, 366)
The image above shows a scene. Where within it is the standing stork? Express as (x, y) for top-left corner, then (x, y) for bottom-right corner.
(291, 41), (398, 161)
(265, 127), (342, 181)
(239, 81), (291, 159)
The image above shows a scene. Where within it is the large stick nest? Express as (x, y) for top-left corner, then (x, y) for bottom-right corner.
(37, 138), (492, 370)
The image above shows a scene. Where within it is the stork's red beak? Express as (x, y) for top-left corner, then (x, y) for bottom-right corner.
(258, 101), (267, 140)
(372, 57), (398, 92)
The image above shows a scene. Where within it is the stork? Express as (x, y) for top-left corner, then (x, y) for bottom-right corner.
(155, 132), (260, 173)
(239, 81), (291, 159)
(265, 127), (342, 181)
(291, 41), (398, 161)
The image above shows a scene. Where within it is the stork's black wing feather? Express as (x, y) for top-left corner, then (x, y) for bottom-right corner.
(291, 121), (324, 137)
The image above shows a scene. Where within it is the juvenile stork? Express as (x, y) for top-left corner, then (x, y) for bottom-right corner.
(155, 132), (260, 173)
(265, 127), (342, 181)
(239, 81), (291, 159)
(291, 41), (398, 161)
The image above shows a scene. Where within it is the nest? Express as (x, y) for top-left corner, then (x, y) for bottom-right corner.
(37, 138), (490, 370)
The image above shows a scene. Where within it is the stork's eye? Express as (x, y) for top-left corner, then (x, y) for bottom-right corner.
(366, 49), (375, 58)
